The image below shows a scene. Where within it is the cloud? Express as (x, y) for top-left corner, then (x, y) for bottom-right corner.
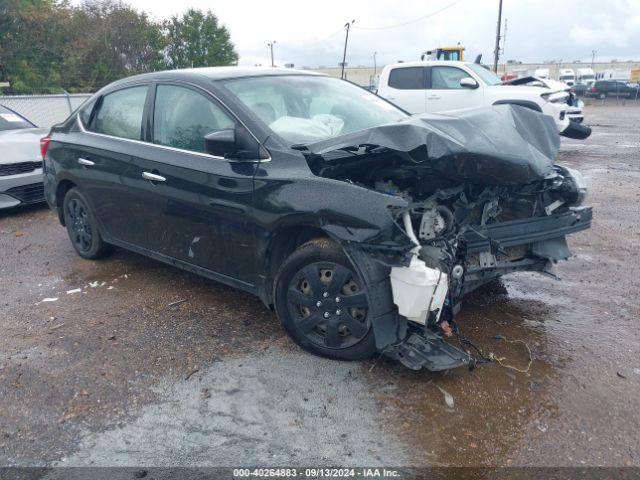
(570, 15), (640, 49)
(71, 0), (640, 65)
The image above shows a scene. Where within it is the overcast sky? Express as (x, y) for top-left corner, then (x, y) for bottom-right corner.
(79, 0), (640, 67)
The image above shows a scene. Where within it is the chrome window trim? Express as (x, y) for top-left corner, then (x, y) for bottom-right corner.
(76, 81), (271, 163)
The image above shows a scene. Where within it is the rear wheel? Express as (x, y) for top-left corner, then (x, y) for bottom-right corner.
(62, 187), (112, 260)
(274, 238), (378, 360)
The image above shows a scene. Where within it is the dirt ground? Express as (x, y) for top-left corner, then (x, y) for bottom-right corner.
(1, 102), (639, 469)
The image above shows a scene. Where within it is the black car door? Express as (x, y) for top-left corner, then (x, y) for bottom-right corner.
(70, 84), (152, 245)
(126, 82), (259, 284)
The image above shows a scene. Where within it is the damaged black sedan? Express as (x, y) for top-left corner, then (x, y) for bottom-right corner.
(42, 67), (592, 371)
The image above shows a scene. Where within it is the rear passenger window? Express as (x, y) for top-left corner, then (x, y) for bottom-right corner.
(91, 86), (148, 140)
(388, 67), (426, 89)
(78, 98), (97, 127)
(153, 85), (235, 154)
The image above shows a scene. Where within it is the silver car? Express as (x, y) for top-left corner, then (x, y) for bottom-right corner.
(0, 105), (48, 209)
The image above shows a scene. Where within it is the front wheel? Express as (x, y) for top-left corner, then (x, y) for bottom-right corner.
(62, 187), (113, 260)
(274, 238), (379, 361)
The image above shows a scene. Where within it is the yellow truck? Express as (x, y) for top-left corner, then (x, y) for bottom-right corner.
(420, 45), (465, 61)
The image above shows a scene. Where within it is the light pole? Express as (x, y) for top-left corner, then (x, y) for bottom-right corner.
(591, 50), (597, 69)
(267, 41), (276, 67)
(492, 0), (503, 73)
(340, 20), (355, 80)
(558, 59), (562, 80)
(371, 51), (378, 89)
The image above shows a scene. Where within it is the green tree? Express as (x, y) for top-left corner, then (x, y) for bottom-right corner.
(0, 0), (71, 92)
(61, 0), (166, 92)
(0, 1), (239, 93)
(164, 9), (238, 69)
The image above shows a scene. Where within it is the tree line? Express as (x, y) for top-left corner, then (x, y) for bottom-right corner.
(0, 0), (239, 93)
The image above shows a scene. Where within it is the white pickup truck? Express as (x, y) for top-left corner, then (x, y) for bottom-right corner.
(377, 61), (590, 139)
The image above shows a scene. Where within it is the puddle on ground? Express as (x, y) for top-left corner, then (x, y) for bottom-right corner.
(366, 280), (569, 466)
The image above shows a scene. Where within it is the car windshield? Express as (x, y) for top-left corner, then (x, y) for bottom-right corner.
(467, 63), (502, 86)
(223, 75), (407, 144)
(0, 105), (34, 132)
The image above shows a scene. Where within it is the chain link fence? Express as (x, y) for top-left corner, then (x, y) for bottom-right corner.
(0, 91), (92, 128)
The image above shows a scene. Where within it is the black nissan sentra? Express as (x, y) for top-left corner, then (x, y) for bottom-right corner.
(42, 67), (592, 371)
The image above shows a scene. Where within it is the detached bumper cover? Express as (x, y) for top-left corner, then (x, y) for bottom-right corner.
(385, 332), (471, 371)
(560, 121), (592, 139)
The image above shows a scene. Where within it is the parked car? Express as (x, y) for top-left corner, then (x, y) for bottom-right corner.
(0, 105), (48, 209)
(42, 68), (592, 371)
(585, 80), (639, 99)
(376, 61), (590, 138)
(570, 83), (589, 97)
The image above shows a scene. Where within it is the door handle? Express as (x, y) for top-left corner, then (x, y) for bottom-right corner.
(78, 158), (95, 166)
(427, 95), (441, 100)
(142, 171), (166, 182)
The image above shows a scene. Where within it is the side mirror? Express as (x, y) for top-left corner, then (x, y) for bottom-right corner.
(204, 129), (236, 157)
(204, 126), (269, 161)
(460, 77), (479, 89)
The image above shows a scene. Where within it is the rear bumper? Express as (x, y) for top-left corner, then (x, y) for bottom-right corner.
(0, 169), (44, 209)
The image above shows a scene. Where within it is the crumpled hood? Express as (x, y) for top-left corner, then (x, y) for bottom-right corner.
(0, 128), (48, 165)
(305, 104), (560, 186)
(501, 76), (569, 92)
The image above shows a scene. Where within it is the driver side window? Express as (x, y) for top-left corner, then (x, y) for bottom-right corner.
(430, 67), (472, 90)
(153, 85), (235, 154)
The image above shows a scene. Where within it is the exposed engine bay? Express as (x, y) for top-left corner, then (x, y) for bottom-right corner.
(301, 105), (592, 371)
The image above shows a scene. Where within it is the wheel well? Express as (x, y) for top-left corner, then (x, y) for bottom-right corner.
(55, 180), (76, 225)
(264, 226), (328, 306)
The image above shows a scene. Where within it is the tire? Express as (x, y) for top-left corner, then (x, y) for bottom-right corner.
(274, 238), (381, 361)
(62, 187), (113, 260)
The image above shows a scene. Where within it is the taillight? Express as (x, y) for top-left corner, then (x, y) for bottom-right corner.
(590, 87), (597, 92)
(40, 137), (51, 160)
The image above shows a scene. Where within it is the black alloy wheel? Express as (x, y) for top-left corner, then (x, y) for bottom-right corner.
(66, 197), (93, 253)
(62, 187), (113, 260)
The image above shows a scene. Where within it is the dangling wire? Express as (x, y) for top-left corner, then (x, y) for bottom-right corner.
(451, 319), (533, 373)
(488, 335), (533, 373)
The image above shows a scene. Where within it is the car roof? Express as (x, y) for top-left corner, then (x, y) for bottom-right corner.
(108, 66), (325, 88)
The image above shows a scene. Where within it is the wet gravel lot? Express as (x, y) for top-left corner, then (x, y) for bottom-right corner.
(1, 102), (639, 468)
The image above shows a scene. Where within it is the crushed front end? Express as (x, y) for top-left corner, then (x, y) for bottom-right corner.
(303, 105), (593, 371)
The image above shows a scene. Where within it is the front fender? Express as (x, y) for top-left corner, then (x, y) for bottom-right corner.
(253, 173), (411, 247)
